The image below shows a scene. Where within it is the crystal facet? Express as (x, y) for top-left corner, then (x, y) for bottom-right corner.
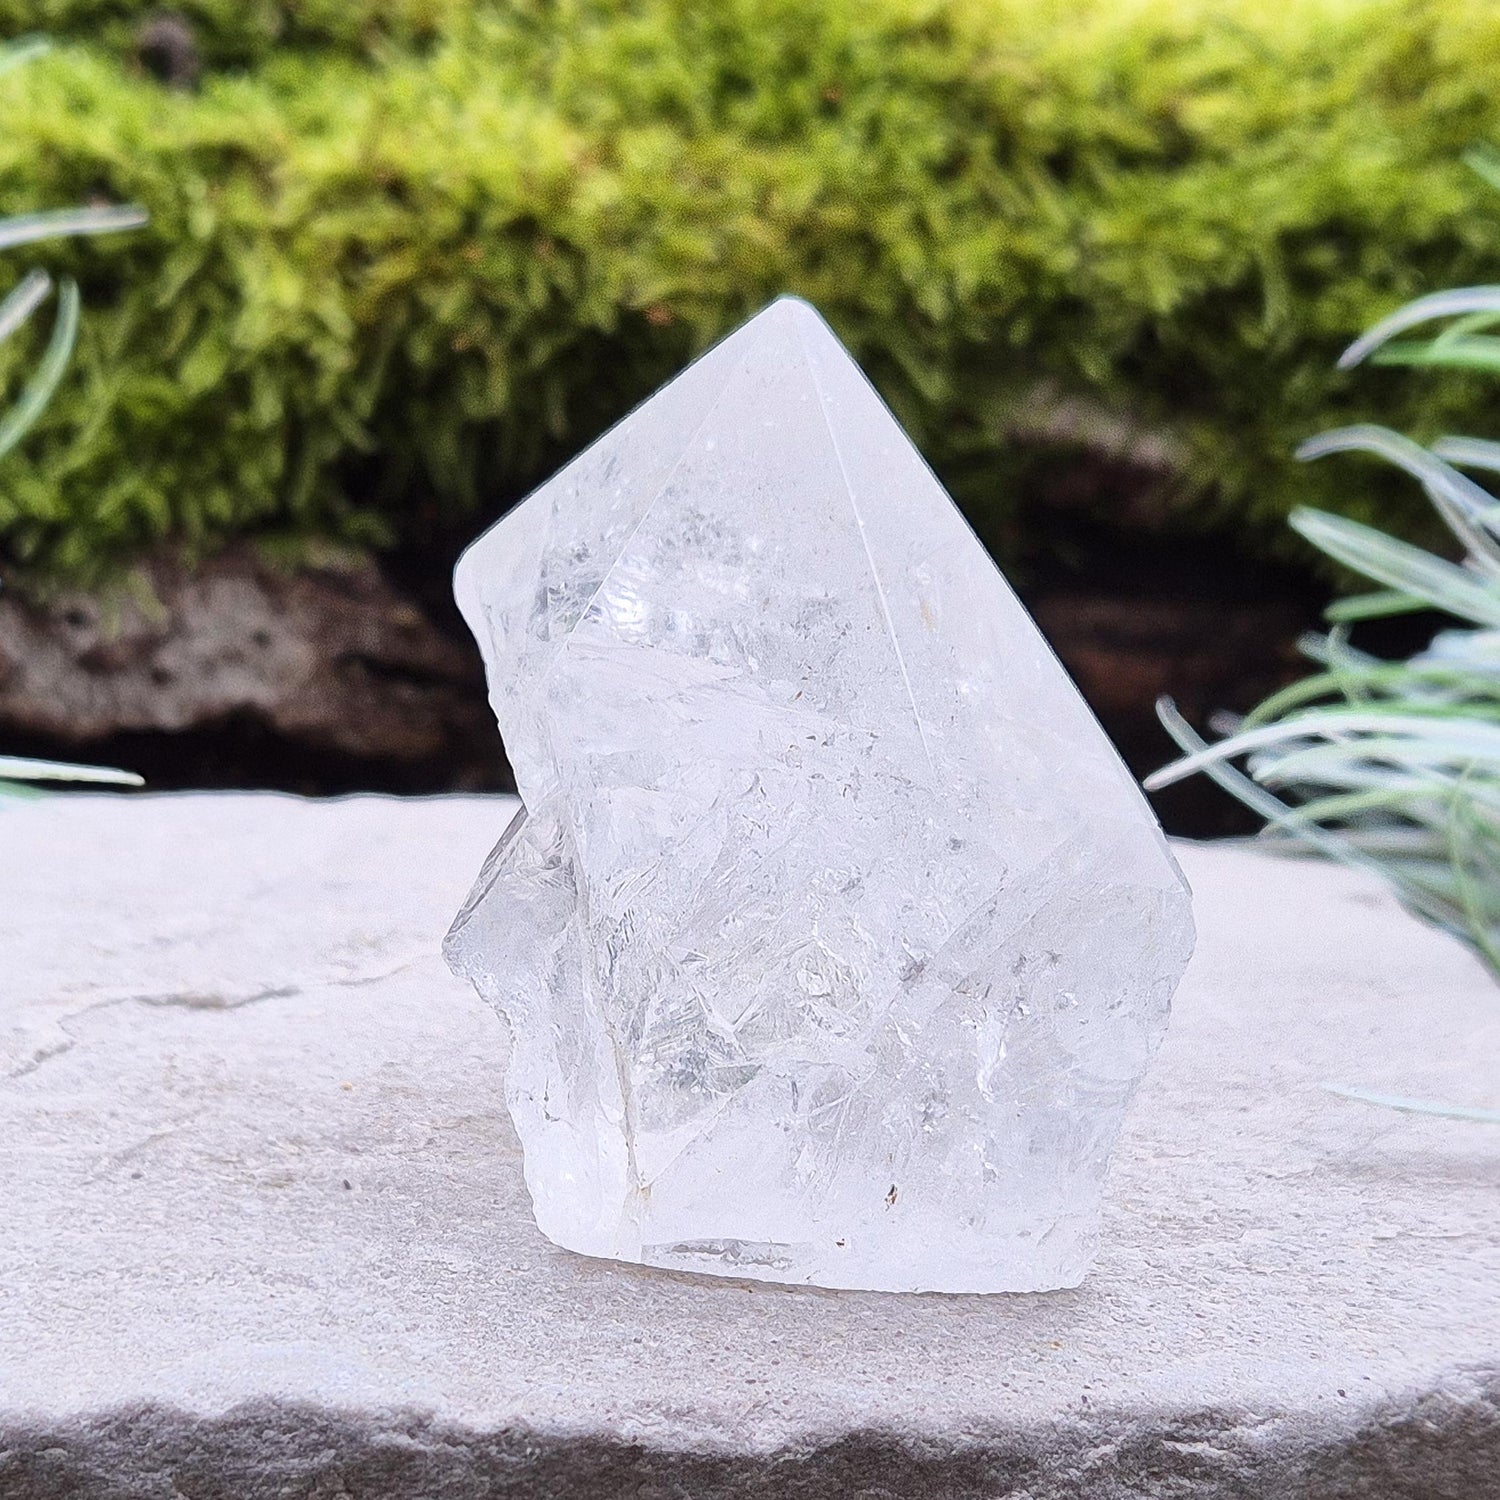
(446, 297), (1194, 1293)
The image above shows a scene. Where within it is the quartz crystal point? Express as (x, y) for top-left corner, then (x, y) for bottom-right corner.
(446, 297), (1194, 1293)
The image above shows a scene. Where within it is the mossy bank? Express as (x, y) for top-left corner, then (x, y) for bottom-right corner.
(1, 0), (1499, 583)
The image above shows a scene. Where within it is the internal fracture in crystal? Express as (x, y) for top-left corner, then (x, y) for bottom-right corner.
(445, 297), (1194, 1293)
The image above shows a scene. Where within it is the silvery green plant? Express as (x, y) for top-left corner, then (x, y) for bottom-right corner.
(1148, 248), (1500, 1123)
(0, 36), (144, 796)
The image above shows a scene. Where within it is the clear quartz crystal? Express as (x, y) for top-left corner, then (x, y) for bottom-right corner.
(446, 297), (1194, 1293)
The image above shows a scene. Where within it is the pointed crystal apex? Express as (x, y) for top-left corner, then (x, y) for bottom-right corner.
(448, 297), (1194, 1293)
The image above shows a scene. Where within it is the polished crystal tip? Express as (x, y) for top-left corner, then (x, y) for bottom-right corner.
(446, 296), (1194, 1293)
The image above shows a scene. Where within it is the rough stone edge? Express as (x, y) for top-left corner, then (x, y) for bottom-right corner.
(0, 546), (507, 789)
(1, 1363), (1493, 1499)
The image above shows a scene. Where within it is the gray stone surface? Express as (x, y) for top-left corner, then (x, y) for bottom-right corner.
(1, 793), (1496, 1498)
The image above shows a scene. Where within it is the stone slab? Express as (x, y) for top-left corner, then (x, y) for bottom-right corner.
(1, 793), (1496, 1498)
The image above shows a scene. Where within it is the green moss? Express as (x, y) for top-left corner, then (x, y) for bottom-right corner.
(0, 1), (463, 69)
(3, 0), (1500, 580)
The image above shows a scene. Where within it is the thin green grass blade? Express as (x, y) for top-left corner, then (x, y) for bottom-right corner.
(1300, 629), (1378, 670)
(0, 755), (142, 785)
(1151, 700), (1464, 935)
(1324, 590), (1429, 622)
(1295, 428), (1500, 573)
(1432, 310), (1500, 344)
(0, 205), (148, 252)
(0, 278), (77, 459)
(1338, 287), (1500, 368)
(1274, 786), (1466, 826)
(1239, 670), (1349, 727)
(1289, 508), (1500, 625)
(1324, 1085), (1500, 1123)
(0, 267), (50, 345)
(1434, 436), (1500, 474)
(1371, 337), (1500, 373)
(1233, 656), (1499, 728)
(1151, 710), (1500, 787)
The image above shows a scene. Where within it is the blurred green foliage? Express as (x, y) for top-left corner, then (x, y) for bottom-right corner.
(3, 0), (1500, 579)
